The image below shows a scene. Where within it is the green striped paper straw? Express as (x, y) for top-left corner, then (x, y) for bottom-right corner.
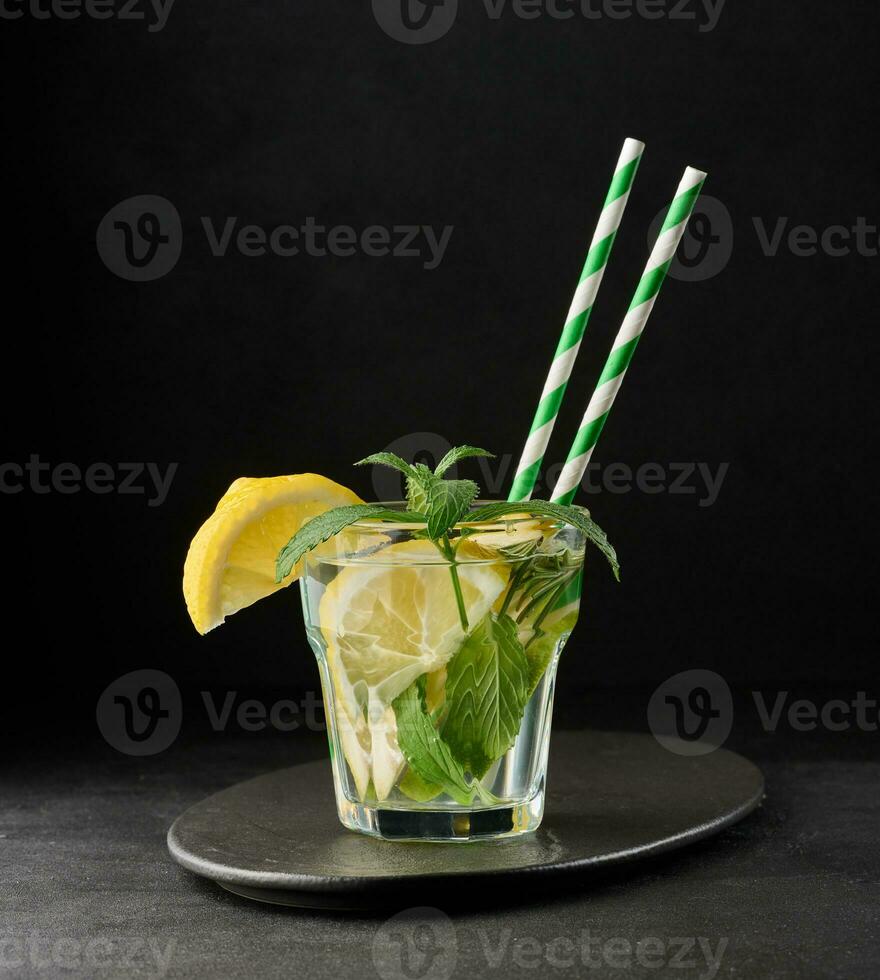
(507, 137), (645, 502)
(551, 165), (708, 506)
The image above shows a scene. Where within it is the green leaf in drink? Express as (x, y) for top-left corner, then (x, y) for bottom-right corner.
(442, 613), (530, 779)
(392, 678), (474, 806)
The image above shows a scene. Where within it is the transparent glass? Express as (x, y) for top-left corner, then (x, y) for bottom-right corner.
(300, 501), (586, 842)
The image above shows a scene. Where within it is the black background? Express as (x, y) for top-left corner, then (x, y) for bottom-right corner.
(2, 0), (876, 736)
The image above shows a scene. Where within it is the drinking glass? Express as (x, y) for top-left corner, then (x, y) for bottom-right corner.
(300, 502), (585, 842)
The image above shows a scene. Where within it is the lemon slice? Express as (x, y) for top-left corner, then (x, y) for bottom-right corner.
(319, 540), (507, 799)
(460, 520), (545, 559)
(183, 474), (362, 635)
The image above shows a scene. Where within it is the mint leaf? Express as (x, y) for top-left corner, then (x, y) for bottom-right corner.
(463, 500), (620, 581)
(434, 445), (495, 477)
(426, 478), (479, 540)
(442, 613), (530, 779)
(406, 462), (434, 514)
(392, 678), (474, 805)
(275, 504), (418, 582)
(354, 452), (415, 478)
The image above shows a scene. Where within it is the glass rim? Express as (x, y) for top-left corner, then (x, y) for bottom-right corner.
(349, 499), (584, 532)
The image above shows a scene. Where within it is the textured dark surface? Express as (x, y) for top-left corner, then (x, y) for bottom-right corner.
(3, 703), (879, 979)
(167, 731), (763, 904)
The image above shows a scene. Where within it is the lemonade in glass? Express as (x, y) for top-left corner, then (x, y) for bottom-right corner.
(300, 504), (586, 840)
(183, 446), (617, 843)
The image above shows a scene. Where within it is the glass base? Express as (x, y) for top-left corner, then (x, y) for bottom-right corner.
(336, 786), (546, 842)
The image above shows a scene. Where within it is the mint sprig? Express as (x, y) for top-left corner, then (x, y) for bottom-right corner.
(277, 444), (620, 582)
(357, 448), (490, 539)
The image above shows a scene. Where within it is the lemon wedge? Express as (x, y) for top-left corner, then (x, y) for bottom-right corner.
(183, 474), (362, 635)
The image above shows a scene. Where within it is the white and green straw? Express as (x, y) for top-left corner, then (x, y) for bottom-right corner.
(507, 137), (645, 503)
(550, 165), (708, 506)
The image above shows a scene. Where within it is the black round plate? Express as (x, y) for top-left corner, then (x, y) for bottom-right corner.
(167, 731), (764, 909)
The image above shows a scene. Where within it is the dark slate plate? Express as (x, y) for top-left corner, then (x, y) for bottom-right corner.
(167, 730), (764, 909)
